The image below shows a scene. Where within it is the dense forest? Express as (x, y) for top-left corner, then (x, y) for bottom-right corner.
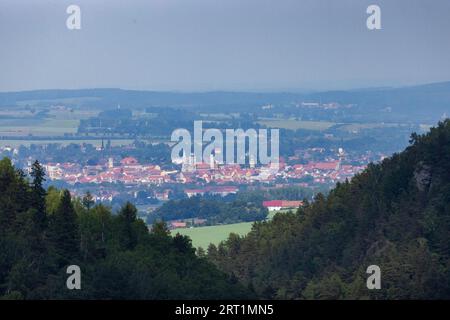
(0, 159), (250, 299)
(234, 186), (314, 203)
(149, 196), (268, 225)
(208, 120), (450, 299)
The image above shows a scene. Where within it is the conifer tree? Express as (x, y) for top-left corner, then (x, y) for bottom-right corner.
(117, 202), (138, 250)
(48, 189), (79, 266)
(30, 160), (47, 231)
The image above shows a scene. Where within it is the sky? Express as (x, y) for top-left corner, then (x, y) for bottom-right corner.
(1, 0), (450, 92)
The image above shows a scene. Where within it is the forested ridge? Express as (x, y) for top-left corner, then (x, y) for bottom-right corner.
(208, 120), (450, 299)
(0, 159), (250, 299)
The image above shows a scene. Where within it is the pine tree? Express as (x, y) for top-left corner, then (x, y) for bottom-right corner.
(119, 201), (137, 223)
(0, 158), (22, 232)
(151, 220), (170, 238)
(48, 189), (79, 266)
(117, 202), (138, 250)
(30, 160), (47, 231)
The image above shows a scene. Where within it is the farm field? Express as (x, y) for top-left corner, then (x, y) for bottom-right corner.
(172, 222), (254, 249)
(171, 210), (289, 249)
(0, 139), (134, 148)
(338, 122), (402, 132)
(0, 107), (98, 137)
(258, 119), (335, 131)
(0, 119), (79, 136)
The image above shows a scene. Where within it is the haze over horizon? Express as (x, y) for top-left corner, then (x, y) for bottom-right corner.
(2, 79), (450, 95)
(1, 0), (450, 92)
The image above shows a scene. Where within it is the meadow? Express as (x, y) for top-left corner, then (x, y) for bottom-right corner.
(258, 119), (335, 131)
(0, 108), (97, 137)
(0, 139), (135, 148)
(0, 107), (135, 147)
(0, 119), (79, 136)
(172, 221), (255, 249)
(171, 210), (289, 249)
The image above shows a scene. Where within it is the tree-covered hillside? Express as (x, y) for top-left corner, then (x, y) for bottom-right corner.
(0, 159), (250, 299)
(208, 120), (450, 299)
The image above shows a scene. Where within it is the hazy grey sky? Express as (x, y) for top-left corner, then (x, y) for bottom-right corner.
(1, 0), (450, 92)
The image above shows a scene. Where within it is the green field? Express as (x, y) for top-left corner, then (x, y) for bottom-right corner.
(258, 119), (335, 131)
(0, 107), (98, 137)
(0, 139), (134, 148)
(338, 122), (400, 132)
(171, 210), (290, 249)
(172, 221), (255, 249)
(0, 119), (80, 136)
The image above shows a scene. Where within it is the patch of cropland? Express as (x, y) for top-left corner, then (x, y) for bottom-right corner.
(172, 210), (285, 249)
(173, 222), (254, 249)
(258, 119), (335, 131)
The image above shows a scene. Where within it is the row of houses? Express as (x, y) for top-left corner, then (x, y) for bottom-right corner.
(43, 155), (366, 192)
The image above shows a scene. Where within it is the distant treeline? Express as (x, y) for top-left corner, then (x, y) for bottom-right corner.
(235, 186), (315, 203)
(149, 196), (268, 225)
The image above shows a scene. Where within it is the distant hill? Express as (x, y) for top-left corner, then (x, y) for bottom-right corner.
(0, 81), (449, 122)
(0, 88), (300, 110)
(306, 81), (450, 122)
(208, 120), (450, 299)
